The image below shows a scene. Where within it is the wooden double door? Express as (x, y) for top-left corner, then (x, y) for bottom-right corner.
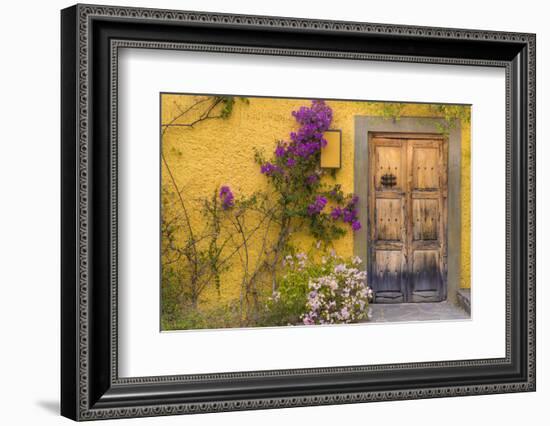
(368, 133), (448, 303)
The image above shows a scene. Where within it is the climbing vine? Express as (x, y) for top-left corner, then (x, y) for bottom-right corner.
(161, 98), (362, 327)
(161, 96), (251, 321)
(378, 101), (470, 134)
(253, 100), (361, 293)
(160, 96), (469, 329)
(256, 100), (360, 240)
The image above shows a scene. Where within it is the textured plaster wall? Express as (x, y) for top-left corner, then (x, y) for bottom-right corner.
(161, 94), (471, 307)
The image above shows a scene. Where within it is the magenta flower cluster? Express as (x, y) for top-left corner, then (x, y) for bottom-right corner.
(261, 100), (333, 175)
(219, 185), (234, 210)
(260, 162), (281, 176)
(259, 99), (362, 235)
(287, 100), (333, 159)
(306, 174), (319, 185)
(307, 195), (327, 215)
(331, 196), (361, 231)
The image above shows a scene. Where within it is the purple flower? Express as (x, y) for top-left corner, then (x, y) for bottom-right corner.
(307, 195), (327, 215)
(351, 220), (362, 231)
(306, 174), (319, 185)
(284, 100), (334, 160)
(340, 306), (350, 320)
(287, 157), (296, 167)
(330, 207), (342, 219)
(260, 162), (280, 175)
(342, 209), (356, 223)
(303, 315), (315, 325)
(219, 185), (234, 210)
(291, 100), (333, 131)
(301, 142), (320, 158)
(275, 145), (286, 158)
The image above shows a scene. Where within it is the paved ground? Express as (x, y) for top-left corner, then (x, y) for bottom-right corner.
(369, 301), (470, 323)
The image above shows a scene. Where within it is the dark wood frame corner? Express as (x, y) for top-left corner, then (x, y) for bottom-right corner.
(61, 3), (536, 421)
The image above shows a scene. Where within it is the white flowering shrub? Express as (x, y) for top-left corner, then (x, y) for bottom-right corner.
(262, 252), (373, 326)
(302, 257), (372, 325)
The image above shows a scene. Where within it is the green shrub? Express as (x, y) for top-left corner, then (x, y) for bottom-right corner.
(257, 253), (311, 326)
(161, 301), (242, 331)
(260, 252), (369, 326)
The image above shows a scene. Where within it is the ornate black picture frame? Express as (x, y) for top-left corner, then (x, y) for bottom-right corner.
(61, 4), (536, 421)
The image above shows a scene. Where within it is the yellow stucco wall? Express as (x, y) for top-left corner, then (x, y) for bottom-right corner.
(161, 95), (471, 307)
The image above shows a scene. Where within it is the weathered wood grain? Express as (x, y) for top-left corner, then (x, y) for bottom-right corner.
(369, 134), (448, 303)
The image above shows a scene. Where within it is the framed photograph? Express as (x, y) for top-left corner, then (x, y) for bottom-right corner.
(61, 4), (536, 421)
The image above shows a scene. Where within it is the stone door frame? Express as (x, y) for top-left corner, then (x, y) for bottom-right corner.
(353, 116), (462, 304)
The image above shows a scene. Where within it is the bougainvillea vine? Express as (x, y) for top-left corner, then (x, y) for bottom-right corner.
(256, 99), (361, 241)
(219, 185), (235, 210)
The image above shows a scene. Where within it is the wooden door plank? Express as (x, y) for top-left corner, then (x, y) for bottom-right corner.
(368, 134), (448, 304)
(411, 191), (440, 199)
(369, 136), (407, 303)
(407, 138), (447, 302)
(406, 140), (414, 302)
(412, 198), (439, 241)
